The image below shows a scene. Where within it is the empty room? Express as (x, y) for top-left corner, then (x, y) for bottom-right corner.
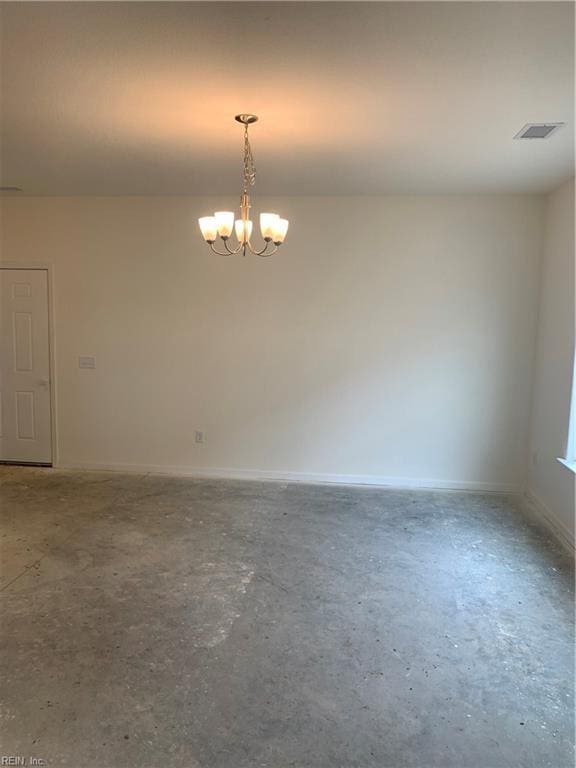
(0, 1), (574, 767)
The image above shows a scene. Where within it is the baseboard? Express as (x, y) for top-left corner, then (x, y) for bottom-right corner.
(522, 490), (575, 555)
(54, 460), (521, 494)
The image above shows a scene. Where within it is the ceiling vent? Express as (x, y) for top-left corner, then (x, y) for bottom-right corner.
(514, 123), (565, 140)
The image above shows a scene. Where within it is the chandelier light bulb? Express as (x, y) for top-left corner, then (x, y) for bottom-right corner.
(199, 216), (218, 242)
(273, 218), (289, 244)
(260, 212), (280, 240)
(235, 219), (253, 244)
(197, 115), (289, 258)
(214, 211), (235, 238)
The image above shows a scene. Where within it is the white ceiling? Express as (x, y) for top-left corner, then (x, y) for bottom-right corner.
(0, 1), (573, 196)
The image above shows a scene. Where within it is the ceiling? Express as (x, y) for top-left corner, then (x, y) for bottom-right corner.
(0, 1), (573, 196)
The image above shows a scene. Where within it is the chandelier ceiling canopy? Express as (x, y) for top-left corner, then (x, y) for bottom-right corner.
(198, 115), (289, 258)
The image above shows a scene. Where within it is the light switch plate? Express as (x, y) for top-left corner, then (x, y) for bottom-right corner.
(78, 355), (96, 369)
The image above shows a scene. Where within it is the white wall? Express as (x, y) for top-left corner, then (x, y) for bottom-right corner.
(0, 195), (544, 489)
(527, 178), (575, 543)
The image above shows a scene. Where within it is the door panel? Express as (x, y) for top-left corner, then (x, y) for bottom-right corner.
(14, 312), (33, 370)
(0, 269), (52, 463)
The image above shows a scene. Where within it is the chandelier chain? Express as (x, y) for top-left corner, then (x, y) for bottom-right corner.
(243, 125), (256, 190)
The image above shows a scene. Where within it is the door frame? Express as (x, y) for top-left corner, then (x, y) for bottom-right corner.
(0, 263), (58, 466)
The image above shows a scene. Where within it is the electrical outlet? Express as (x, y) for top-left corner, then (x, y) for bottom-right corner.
(195, 430), (206, 444)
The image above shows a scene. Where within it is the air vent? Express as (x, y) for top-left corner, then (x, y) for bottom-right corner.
(0, 186), (22, 192)
(514, 123), (565, 140)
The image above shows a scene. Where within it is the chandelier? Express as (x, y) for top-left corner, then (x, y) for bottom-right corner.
(198, 115), (289, 257)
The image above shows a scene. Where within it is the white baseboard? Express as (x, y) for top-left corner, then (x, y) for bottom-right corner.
(522, 490), (575, 555)
(54, 460), (521, 494)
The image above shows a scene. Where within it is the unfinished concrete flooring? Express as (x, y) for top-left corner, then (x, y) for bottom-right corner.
(0, 467), (574, 768)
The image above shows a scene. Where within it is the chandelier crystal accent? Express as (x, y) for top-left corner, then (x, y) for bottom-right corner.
(198, 115), (289, 257)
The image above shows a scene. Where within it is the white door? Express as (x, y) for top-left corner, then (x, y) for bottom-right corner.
(0, 269), (52, 464)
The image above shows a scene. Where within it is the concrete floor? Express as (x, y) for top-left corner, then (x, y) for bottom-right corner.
(0, 467), (573, 768)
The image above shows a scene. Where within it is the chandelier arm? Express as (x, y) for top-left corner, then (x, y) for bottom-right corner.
(246, 240), (271, 256)
(209, 242), (236, 257)
(222, 238), (244, 255)
(247, 241), (279, 258)
(257, 245), (279, 258)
